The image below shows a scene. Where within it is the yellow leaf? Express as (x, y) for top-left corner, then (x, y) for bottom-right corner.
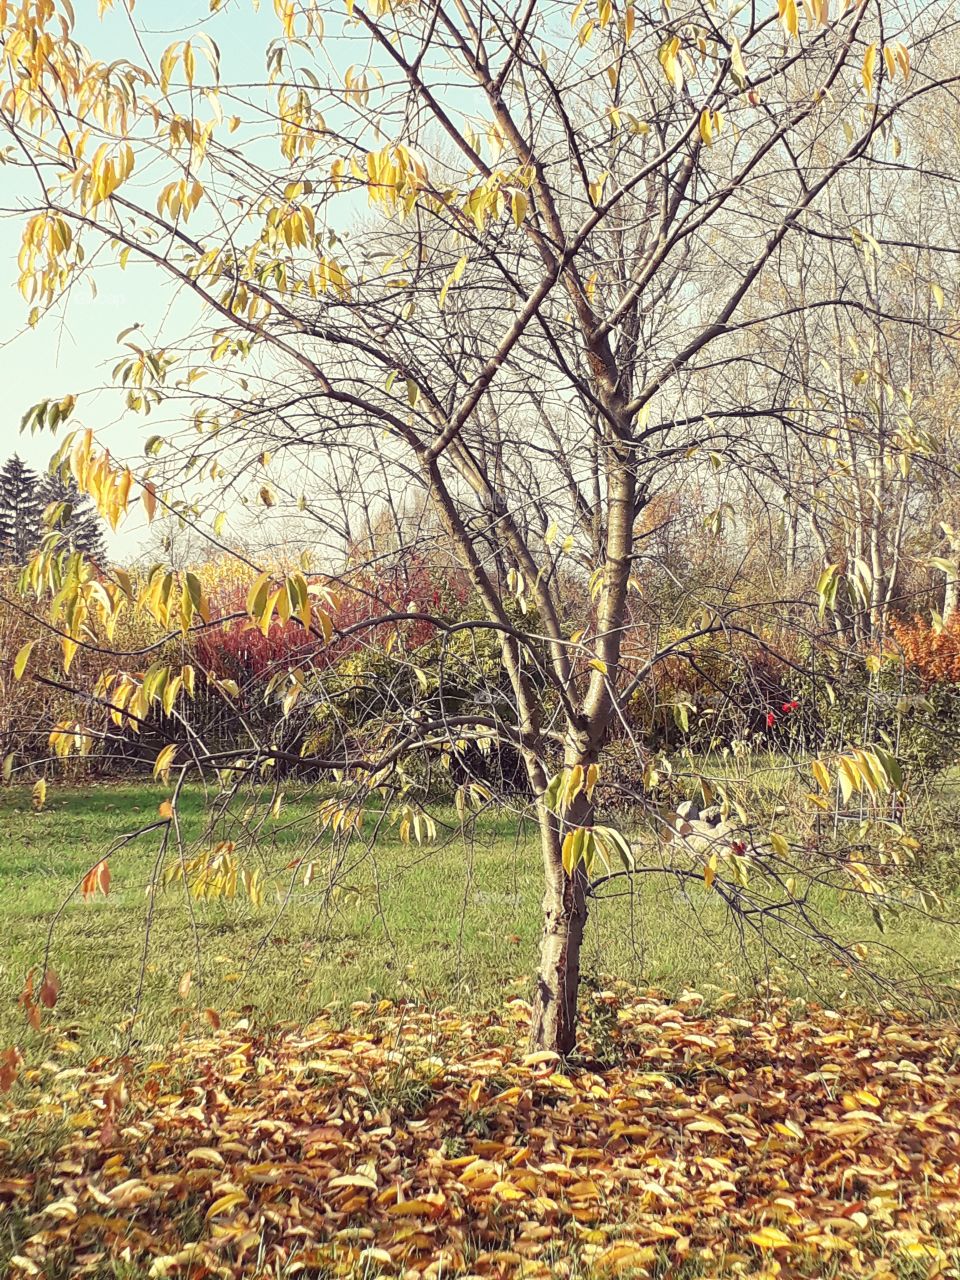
(438, 253), (468, 309)
(186, 1147), (225, 1167)
(658, 37), (683, 91)
(595, 1243), (657, 1273)
(731, 38), (747, 84)
(562, 827), (584, 875)
(564, 764), (585, 809)
(748, 1227), (792, 1250)
(259, 589), (281, 636)
(206, 1190), (247, 1218)
(32, 778), (47, 810)
(13, 641), (36, 681)
(774, 1119), (805, 1139)
(687, 1116), (728, 1134)
(490, 1180), (526, 1201)
(385, 1195), (445, 1217)
(778, 0), (799, 37)
(153, 744), (177, 781)
(511, 190), (528, 228)
(585, 762), (600, 798)
(329, 1173), (378, 1191)
(589, 171), (608, 204)
(862, 43), (877, 96)
(61, 634), (79, 674)
(838, 756), (858, 804)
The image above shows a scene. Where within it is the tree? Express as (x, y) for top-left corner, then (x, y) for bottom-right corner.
(3, 0), (958, 1052)
(0, 457), (107, 566)
(0, 455), (41, 566)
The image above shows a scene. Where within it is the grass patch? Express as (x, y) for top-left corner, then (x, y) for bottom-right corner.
(1, 781), (959, 1055)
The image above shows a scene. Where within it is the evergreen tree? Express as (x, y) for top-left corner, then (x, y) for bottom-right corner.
(0, 455), (42, 565)
(37, 471), (108, 564)
(0, 477), (10, 558)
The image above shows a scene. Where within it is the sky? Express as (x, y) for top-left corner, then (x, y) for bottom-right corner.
(0, 1), (281, 551)
(2, 0), (548, 559)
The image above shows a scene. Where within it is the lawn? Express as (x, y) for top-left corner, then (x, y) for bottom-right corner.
(4, 783), (960, 1280)
(2, 781), (959, 1057)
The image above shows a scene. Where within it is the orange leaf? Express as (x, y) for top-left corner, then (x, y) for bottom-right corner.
(19, 969), (40, 1027)
(81, 859), (111, 900)
(0, 1047), (21, 1092)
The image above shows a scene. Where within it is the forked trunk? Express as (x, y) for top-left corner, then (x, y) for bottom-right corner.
(529, 802), (589, 1055)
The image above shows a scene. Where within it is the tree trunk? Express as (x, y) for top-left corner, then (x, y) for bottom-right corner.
(944, 569), (958, 622)
(529, 797), (589, 1054)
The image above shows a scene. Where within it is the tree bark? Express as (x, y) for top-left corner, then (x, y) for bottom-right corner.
(944, 568), (959, 622)
(529, 788), (591, 1055)
(529, 815), (589, 1053)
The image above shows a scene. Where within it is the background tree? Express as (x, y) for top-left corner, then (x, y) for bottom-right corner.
(0, 456), (108, 565)
(3, 0), (958, 1053)
(0, 455), (41, 566)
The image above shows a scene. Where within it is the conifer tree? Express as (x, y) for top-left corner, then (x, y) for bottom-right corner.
(0, 455), (41, 565)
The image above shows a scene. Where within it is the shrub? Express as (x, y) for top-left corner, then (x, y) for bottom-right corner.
(0, 567), (175, 777)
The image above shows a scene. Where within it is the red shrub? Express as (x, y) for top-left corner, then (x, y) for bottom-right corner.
(193, 554), (472, 683)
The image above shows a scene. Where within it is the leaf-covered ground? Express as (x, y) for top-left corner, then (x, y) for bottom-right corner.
(2, 993), (960, 1280)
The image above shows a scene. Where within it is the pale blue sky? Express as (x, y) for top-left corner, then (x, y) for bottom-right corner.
(1, 0), (478, 557)
(0, 1), (281, 547)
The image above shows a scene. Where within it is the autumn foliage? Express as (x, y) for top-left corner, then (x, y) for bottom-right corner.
(890, 614), (960, 686)
(0, 553), (476, 774)
(3, 994), (960, 1277)
(193, 553), (471, 682)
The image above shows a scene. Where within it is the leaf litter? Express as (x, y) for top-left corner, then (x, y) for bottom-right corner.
(2, 990), (960, 1278)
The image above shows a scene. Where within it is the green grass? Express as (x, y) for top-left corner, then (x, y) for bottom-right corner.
(1, 781), (959, 1056)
